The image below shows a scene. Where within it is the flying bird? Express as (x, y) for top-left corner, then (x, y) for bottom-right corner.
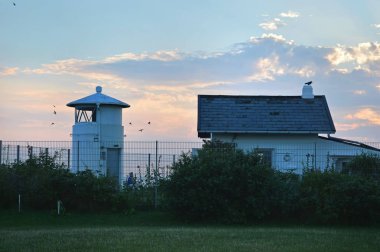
(51, 122), (55, 125)
(13, 2), (16, 6)
(147, 121), (151, 125)
(138, 129), (144, 132)
(129, 122), (132, 125)
(305, 81), (312, 85)
(53, 110), (57, 115)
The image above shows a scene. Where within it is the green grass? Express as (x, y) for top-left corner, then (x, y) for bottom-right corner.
(1, 211), (380, 252)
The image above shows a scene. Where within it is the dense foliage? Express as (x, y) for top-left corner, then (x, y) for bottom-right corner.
(0, 153), (134, 212)
(299, 169), (380, 224)
(163, 141), (300, 223)
(163, 141), (380, 224)
(2, 142), (380, 225)
(343, 153), (380, 179)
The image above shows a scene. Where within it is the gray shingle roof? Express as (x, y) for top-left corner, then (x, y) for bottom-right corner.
(198, 95), (336, 137)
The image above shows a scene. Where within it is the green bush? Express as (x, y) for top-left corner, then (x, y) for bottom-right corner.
(65, 170), (120, 212)
(163, 141), (294, 223)
(0, 154), (132, 213)
(270, 171), (301, 220)
(0, 164), (16, 208)
(343, 153), (380, 179)
(0, 153), (71, 210)
(2, 146), (380, 225)
(163, 143), (380, 225)
(299, 169), (380, 224)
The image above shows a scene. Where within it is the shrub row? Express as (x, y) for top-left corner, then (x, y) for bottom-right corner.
(2, 143), (380, 225)
(0, 153), (151, 213)
(163, 141), (380, 224)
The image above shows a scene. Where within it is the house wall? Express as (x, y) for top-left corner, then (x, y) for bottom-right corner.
(212, 133), (380, 173)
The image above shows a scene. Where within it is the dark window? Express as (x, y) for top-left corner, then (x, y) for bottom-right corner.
(75, 107), (97, 123)
(256, 149), (273, 166)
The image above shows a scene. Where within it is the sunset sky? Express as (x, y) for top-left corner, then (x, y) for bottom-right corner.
(1, 0), (380, 142)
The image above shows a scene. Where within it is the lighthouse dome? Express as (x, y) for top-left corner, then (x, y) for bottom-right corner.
(66, 86), (130, 108)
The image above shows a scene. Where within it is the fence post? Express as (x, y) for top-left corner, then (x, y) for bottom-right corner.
(171, 154), (176, 176)
(28, 146), (33, 159)
(16, 145), (20, 163)
(0, 140), (2, 164)
(77, 141), (80, 173)
(154, 140), (158, 209)
(148, 153), (151, 179)
(314, 142), (317, 169)
(45, 148), (49, 159)
(68, 149), (70, 169)
(18, 194), (21, 213)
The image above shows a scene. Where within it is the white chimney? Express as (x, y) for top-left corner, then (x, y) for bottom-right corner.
(302, 84), (314, 99)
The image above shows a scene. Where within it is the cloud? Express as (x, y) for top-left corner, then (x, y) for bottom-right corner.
(372, 24), (380, 29)
(259, 18), (286, 31)
(0, 67), (18, 76)
(326, 42), (380, 66)
(330, 68), (349, 74)
(335, 122), (361, 131)
(247, 55), (284, 81)
(6, 34), (380, 141)
(251, 33), (289, 43)
(103, 50), (183, 63)
(353, 90), (367, 95)
(20, 33), (333, 90)
(258, 11), (299, 31)
(280, 11), (300, 18)
(346, 108), (380, 125)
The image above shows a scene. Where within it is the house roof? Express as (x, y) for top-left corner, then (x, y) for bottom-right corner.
(198, 95), (336, 137)
(67, 86), (130, 108)
(319, 136), (380, 152)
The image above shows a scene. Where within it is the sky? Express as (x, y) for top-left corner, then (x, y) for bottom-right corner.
(1, 0), (380, 142)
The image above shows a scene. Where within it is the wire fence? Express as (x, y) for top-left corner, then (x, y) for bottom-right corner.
(0, 140), (204, 184)
(1, 139), (380, 184)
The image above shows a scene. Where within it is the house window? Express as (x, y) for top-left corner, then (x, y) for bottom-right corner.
(255, 148), (273, 166)
(341, 161), (350, 171)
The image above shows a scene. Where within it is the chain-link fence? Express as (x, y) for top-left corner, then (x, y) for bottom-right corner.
(0, 140), (204, 184)
(1, 139), (380, 183)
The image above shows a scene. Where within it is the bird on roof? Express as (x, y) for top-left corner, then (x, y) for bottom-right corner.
(305, 81), (312, 85)
(138, 129), (144, 132)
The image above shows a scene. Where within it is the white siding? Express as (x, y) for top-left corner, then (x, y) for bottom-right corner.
(70, 105), (125, 185)
(213, 133), (380, 173)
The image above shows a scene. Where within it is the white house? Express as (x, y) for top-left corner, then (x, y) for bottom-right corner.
(197, 84), (380, 173)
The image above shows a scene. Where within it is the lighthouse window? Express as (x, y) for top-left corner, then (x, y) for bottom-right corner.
(75, 107), (97, 123)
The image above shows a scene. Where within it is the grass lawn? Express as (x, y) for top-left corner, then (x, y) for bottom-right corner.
(1, 211), (380, 252)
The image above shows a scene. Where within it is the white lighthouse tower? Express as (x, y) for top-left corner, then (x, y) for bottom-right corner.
(66, 86), (130, 184)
